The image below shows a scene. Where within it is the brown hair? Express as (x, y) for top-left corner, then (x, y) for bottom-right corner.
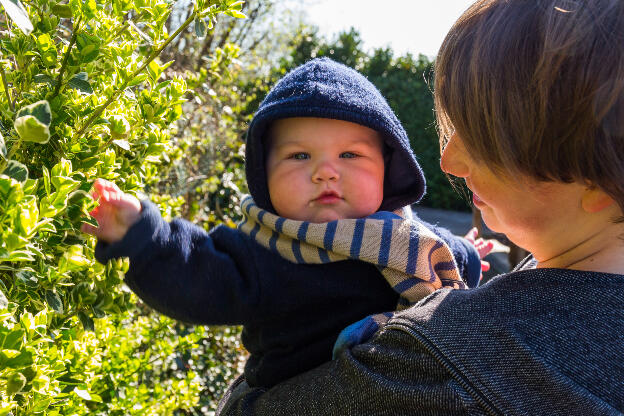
(434, 0), (624, 216)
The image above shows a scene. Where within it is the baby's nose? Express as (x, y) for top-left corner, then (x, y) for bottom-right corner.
(312, 161), (339, 182)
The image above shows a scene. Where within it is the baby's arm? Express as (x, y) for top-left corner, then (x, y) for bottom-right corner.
(82, 180), (260, 326)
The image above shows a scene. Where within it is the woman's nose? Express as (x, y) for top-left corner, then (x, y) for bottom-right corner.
(312, 160), (339, 183)
(440, 134), (470, 178)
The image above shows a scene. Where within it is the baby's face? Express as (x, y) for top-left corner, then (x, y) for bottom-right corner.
(266, 117), (385, 222)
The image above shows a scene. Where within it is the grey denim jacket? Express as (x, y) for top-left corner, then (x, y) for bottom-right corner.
(219, 267), (624, 416)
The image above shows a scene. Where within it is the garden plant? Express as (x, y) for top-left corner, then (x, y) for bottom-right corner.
(0, 0), (249, 414)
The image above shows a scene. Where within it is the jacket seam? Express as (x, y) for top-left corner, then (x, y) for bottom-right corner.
(384, 322), (502, 416)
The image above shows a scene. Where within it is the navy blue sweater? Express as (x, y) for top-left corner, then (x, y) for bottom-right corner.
(96, 200), (480, 387)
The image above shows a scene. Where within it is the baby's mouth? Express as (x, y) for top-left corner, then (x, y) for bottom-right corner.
(313, 190), (342, 204)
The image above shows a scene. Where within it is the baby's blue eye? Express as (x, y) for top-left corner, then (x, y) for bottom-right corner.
(340, 152), (357, 159)
(292, 152), (310, 160)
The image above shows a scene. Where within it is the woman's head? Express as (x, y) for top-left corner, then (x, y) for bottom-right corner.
(436, 0), (624, 269)
(434, 0), (624, 218)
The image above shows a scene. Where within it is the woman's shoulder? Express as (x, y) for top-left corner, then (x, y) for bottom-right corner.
(382, 267), (624, 415)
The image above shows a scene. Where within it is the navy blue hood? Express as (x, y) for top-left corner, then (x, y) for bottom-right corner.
(245, 58), (426, 213)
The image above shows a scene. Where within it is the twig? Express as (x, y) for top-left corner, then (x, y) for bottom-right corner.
(72, 10), (198, 142)
(51, 16), (82, 99)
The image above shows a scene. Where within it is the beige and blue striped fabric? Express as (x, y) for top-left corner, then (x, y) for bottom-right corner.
(238, 195), (467, 309)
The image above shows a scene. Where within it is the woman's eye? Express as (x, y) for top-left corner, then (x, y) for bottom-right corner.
(340, 152), (357, 159)
(291, 152), (309, 160)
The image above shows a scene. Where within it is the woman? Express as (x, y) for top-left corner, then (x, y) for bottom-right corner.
(218, 0), (624, 414)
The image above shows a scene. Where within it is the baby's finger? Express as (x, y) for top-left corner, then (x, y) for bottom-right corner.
(464, 227), (478, 243)
(475, 240), (493, 256)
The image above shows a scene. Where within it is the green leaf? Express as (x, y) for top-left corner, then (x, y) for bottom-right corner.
(34, 74), (58, 89)
(17, 195), (38, 234)
(14, 115), (50, 143)
(62, 245), (89, 269)
(68, 72), (93, 94)
(225, 9), (247, 19)
(31, 397), (52, 412)
(77, 311), (94, 332)
(3, 160), (28, 182)
(1, 328), (24, 350)
(42, 165), (50, 195)
(74, 387), (92, 400)
(76, 33), (100, 63)
(6, 372), (26, 394)
(80, 215), (98, 228)
(109, 115), (130, 139)
(50, 158), (71, 177)
(15, 270), (38, 288)
(230, 0), (244, 10)
(36, 34), (54, 53)
(112, 139), (130, 151)
(51, 2), (72, 18)
(39, 192), (68, 217)
(194, 17), (207, 38)
(45, 290), (63, 314)
(0, 0), (33, 35)
(16, 100), (52, 126)
(2, 348), (32, 368)
(5, 251), (35, 262)
(128, 73), (148, 87)
(0, 288), (7, 309)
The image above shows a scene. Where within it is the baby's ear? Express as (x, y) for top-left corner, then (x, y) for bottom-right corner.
(581, 186), (615, 213)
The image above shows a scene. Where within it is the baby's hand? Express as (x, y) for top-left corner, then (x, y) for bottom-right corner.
(464, 227), (494, 274)
(81, 179), (141, 243)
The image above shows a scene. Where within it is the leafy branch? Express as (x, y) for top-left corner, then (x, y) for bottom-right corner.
(51, 16), (82, 99)
(72, 10), (199, 142)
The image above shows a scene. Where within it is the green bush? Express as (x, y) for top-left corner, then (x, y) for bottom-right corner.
(0, 1), (248, 414)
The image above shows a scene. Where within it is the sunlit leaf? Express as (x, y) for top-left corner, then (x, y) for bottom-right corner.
(225, 9), (247, 19)
(0, 0), (33, 35)
(74, 387), (92, 400)
(14, 115), (50, 143)
(16, 100), (51, 126)
(0, 288), (7, 309)
(112, 139), (130, 150)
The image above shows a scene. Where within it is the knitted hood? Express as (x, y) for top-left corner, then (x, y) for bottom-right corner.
(245, 57), (426, 213)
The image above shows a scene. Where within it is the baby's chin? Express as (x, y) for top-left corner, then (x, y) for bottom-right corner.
(304, 210), (377, 223)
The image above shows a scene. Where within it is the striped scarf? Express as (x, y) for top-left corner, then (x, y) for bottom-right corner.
(238, 195), (467, 309)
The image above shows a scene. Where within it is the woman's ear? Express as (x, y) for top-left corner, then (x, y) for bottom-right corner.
(581, 186), (615, 213)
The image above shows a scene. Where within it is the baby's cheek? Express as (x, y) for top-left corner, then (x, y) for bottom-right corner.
(352, 179), (384, 214)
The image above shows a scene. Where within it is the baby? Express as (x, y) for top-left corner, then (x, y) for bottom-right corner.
(84, 58), (487, 388)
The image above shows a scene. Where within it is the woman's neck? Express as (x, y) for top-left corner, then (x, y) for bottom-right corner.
(536, 225), (624, 274)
